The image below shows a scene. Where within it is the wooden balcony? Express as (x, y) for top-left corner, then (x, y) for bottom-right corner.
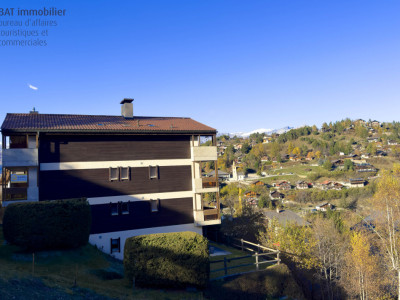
(194, 177), (219, 193)
(3, 187), (27, 201)
(194, 207), (221, 226)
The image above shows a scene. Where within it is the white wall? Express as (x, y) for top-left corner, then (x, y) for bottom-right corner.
(89, 223), (202, 260)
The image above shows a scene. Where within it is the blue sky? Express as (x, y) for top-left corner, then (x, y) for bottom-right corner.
(0, 0), (399, 133)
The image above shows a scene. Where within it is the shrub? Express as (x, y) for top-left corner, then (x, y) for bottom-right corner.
(3, 198), (91, 251)
(124, 231), (209, 289)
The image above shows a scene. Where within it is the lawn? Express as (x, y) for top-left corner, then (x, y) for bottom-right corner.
(0, 228), (204, 299)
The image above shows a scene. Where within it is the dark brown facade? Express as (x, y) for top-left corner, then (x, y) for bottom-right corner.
(39, 134), (191, 163)
(90, 198), (193, 234)
(39, 165), (192, 200)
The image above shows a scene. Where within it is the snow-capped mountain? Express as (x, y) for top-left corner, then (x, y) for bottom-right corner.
(219, 126), (294, 138)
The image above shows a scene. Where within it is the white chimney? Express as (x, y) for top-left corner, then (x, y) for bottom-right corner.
(121, 98), (134, 118)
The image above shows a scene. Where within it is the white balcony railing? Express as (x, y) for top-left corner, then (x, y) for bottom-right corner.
(191, 146), (217, 162)
(2, 148), (38, 167)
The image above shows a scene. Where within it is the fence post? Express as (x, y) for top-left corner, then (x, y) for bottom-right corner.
(255, 252), (259, 271)
(257, 244), (260, 253)
(223, 257), (228, 276)
(241, 239), (243, 252)
(277, 251), (280, 265)
(32, 253), (35, 275)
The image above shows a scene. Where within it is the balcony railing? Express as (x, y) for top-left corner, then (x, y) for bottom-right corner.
(4, 187), (28, 201)
(191, 146), (217, 162)
(194, 177), (219, 193)
(194, 207), (221, 226)
(3, 148), (38, 167)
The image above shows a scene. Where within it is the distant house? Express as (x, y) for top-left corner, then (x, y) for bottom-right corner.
(296, 181), (310, 189)
(375, 150), (387, 157)
(320, 180), (344, 190)
(354, 119), (366, 126)
(361, 153), (370, 159)
(275, 181), (291, 190)
(367, 137), (380, 143)
(270, 191), (284, 200)
(355, 164), (377, 173)
(261, 156), (270, 162)
(331, 159), (345, 169)
(263, 136), (272, 144)
(370, 120), (381, 128)
(206, 169), (230, 181)
(264, 209), (310, 227)
(349, 178), (366, 187)
(316, 202), (334, 212)
(388, 140), (398, 146)
(234, 144), (243, 151)
(250, 180), (265, 187)
(244, 191), (260, 198)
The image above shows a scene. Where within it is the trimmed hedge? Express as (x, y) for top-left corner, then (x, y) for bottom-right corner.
(124, 231), (209, 289)
(3, 198), (91, 251)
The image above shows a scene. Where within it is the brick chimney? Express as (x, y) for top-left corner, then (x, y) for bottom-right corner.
(120, 98), (134, 118)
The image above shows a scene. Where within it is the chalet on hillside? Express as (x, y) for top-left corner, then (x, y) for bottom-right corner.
(244, 191), (260, 198)
(331, 159), (345, 169)
(349, 178), (366, 187)
(388, 140), (398, 146)
(270, 191), (284, 200)
(355, 164), (377, 173)
(296, 181), (310, 189)
(250, 180), (265, 187)
(261, 156), (270, 162)
(275, 181), (291, 190)
(320, 180), (344, 190)
(316, 202), (334, 212)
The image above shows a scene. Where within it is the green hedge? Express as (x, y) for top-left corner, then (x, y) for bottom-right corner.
(124, 231), (209, 289)
(3, 198), (91, 251)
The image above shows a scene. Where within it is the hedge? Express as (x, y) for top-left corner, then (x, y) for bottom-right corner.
(3, 198), (91, 251)
(124, 231), (209, 289)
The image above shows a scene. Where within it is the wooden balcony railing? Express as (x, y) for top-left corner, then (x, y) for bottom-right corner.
(4, 187), (28, 201)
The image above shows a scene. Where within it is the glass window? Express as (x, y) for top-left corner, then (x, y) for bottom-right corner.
(110, 238), (120, 253)
(121, 202), (129, 215)
(109, 167), (119, 181)
(150, 199), (159, 212)
(120, 167), (130, 181)
(149, 166), (159, 179)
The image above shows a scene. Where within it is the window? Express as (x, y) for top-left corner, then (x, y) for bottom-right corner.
(149, 166), (159, 179)
(121, 202), (129, 215)
(110, 238), (120, 253)
(110, 202), (129, 216)
(109, 167), (119, 181)
(150, 199), (159, 212)
(110, 203), (119, 216)
(120, 167), (130, 181)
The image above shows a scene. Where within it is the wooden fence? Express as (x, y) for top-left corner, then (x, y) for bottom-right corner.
(210, 238), (280, 280)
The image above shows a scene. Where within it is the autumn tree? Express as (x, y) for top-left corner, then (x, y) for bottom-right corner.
(292, 147), (301, 156)
(371, 171), (400, 300)
(343, 231), (382, 299)
(287, 142), (294, 155)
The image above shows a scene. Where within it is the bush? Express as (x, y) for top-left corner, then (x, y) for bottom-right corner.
(3, 198), (91, 251)
(124, 231), (209, 289)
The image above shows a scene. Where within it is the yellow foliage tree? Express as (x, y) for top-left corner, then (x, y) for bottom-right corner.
(315, 150), (322, 159)
(292, 147), (301, 156)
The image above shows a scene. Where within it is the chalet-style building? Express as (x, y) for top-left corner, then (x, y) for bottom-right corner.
(250, 180), (264, 187)
(1, 99), (220, 259)
(355, 164), (377, 173)
(275, 180), (291, 190)
(270, 190), (284, 200)
(206, 169), (230, 181)
(296, 181), (310, 189)
(244, 191), (260, 198)
(316, 202), (334, 212)
(349, 178), (366, 188)
(320, 180), (344, 190)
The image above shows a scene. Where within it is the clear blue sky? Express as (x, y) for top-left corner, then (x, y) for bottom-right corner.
(1, 0), (399, 133)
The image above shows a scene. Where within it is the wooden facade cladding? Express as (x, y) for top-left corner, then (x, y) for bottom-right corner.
(90, 197), (194, 234)
(39, 166), (192, 200)
(39, 134), (191, 163)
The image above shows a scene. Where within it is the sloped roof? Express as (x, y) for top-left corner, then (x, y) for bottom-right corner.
(264, 210), (310, 226)
(1, 113), (216, 134)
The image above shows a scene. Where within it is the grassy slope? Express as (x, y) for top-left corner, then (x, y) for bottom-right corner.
(0, 229), (203, 300)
